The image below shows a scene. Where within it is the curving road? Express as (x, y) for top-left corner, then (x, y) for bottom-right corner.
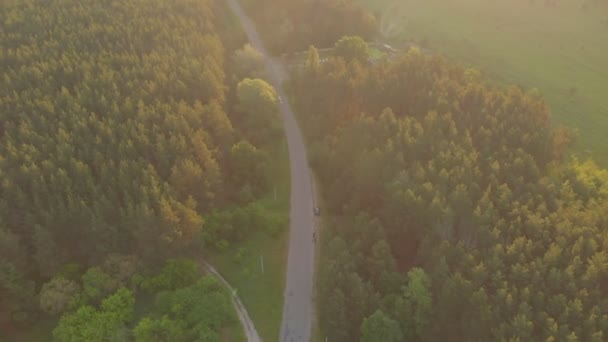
(224, 0), (316, 341)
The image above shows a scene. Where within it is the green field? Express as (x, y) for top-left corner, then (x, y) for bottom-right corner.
(207, 140), (291, 341)
(360, 0), (608, 165)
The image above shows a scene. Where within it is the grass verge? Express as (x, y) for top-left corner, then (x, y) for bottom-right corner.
(310, 177), (327, 342)
(207, 141), (290, 341)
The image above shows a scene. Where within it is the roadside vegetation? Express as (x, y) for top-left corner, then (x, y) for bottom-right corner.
(205, 139), (290, 341)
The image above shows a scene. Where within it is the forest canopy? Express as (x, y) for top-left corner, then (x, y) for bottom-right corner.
(293, 43), (608, 341)
(0, 0), (277, 337)
(241, 0), (377, 53)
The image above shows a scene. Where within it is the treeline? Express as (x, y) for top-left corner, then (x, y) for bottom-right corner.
(0, 0), (280, 336)
(293, 42), (608, 341)
(241, 0), (377, 53)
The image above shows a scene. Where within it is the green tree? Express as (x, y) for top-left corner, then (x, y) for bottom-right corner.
(169, 159), (205, 202)
(306, 45), (320, 75)
(334, 35), (369, 62)
(237, 78), (278, 116)
(401, 268), (433, 339)
(100, 288), (134, 323)
(229, 140), (271, 198)
(232, 43), (265, 78)
(101, 254), (140, 287)
(53, 308), (125, 341)
(81, 267), (117, 303)
(200, 102), (235, 151)
(133, 316), (187, 342)
(141, 258), (200, 292)
(139, 276), (237, 341)
(236, 78), (281, 144)
(361, 310), (403, 342)
(367, 240), (400, 293)
(53, 288), (134, 341)
(39, 277), (81, 315)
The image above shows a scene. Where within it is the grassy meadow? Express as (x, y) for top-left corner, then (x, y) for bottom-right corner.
(360, 0), (608, 165)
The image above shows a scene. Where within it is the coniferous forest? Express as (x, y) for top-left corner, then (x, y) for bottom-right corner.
(1, 0), (282, 339)
(293, 43), (608, 341)
(241, 0), (377, 53)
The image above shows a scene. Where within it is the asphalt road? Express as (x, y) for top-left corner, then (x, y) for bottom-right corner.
(225, 0), (316, 341)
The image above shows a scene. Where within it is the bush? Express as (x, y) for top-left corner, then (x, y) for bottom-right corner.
(140, 259), (200, 293)
(233, 247), (248, 264)
(216, 239), (229, 251)
(39, 277), (81, 315)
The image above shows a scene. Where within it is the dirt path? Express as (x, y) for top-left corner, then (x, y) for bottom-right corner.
(204, 263), (262, 342)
